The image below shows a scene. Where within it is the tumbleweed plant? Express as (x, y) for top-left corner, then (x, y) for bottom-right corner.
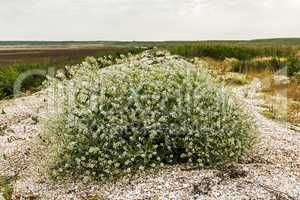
(44, 50), (256, 180)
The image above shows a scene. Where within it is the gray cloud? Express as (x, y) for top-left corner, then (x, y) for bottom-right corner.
(0, 0), (299, 40)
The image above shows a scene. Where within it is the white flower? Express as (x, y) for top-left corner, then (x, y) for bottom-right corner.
(125, 160), (130, 166)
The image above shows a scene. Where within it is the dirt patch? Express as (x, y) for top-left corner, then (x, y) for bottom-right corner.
(0, 45), (140, 66)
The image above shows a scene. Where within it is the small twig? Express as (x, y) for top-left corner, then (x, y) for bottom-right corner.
(180, 166), (201, 171)
(244, 180), (296, 200)
(288, 124), (300, 133)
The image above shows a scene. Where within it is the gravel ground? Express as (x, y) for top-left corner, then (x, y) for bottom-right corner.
(0, 76), (299, 199)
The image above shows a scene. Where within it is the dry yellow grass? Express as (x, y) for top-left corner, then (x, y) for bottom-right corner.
(258, 75), (300, 125)
(196, 57), (237, 72)
(250, 56), (287, 62)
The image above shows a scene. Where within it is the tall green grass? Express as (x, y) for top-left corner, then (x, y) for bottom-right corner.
(232, 58), (287, 73)
(163, 44), (294, 60)
(231, 56), (300, 76)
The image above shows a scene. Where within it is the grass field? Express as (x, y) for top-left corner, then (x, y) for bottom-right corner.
(1, 38), (300, 100)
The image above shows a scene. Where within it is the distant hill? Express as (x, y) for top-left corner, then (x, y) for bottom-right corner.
(1, 38), (300, 47)
(249, 38), (300, 45)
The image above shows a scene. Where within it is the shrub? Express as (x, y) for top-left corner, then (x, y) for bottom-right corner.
(45, 50), (256, 179)
(0, 64), (47, 99)
(0, 175), (15, 200)
(287, 56), (300, 76)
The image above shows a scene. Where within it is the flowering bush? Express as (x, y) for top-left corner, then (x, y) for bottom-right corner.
(45, 50), (256, 179)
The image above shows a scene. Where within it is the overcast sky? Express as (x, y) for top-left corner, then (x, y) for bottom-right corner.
(0, 0), (299, 41)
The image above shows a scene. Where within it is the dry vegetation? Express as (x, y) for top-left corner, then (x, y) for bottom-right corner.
(197, 53), (300, 126)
